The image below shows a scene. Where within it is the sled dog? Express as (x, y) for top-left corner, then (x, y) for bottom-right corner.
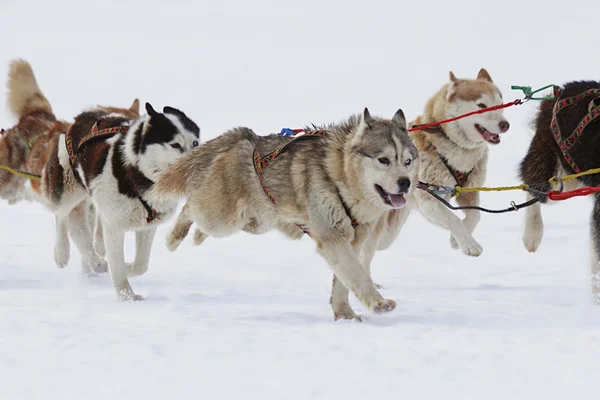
(0, 59), (109, 274)
(151, 108), (418, 320)
(32, 101), (200, 299)
(361, 69), (510, 275)
(519, 81), (600, 302)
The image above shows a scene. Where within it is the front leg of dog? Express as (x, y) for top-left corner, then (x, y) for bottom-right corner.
(358, 235), (383, 289)
(450, 192), (481, 250)
(319, 242), (395, 317)
(53, 214), (70, 268)
(103, 224), (143, 301)
(420, 198), (482, 257)
(128, 228), (157, 277)
(589, 199), (600, 304)
(522, 193), (544, 253)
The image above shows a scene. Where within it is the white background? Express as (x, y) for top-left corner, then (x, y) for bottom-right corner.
(1, 1), (599, 399)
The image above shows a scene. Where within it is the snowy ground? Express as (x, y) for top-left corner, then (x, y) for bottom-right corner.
(2, 0), (600, 399)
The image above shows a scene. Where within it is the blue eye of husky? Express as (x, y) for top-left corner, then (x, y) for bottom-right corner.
(171, 143), (182, 150)
(192, 140), (198, 147)
(378, 157), (390, 165)
(405, 158), (412, 166)
(477, 103), (487, 108)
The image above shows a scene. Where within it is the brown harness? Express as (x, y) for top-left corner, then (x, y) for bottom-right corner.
(418, 126), (473, 188)
(252, 129), (358, 236)
(65, 121), (159, 223)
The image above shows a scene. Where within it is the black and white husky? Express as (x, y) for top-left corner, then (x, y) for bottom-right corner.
(33, 102), (200, 300)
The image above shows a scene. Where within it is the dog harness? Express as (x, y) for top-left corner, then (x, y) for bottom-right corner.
(65, 121), (159, 223)
(253, 129), (358, 236)
(550, 86), (600, 173)
(418, 126), (472, 188)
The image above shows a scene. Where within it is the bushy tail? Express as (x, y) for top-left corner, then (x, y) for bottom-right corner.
(6, 59), (53, 120)
(150, 160), (190, 204)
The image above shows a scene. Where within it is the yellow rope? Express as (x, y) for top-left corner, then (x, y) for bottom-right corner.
(454, 184), (529, 196)
(452, 167), (600, 196)
(548, 167), (600, 185)
(0, 165), (42, 181)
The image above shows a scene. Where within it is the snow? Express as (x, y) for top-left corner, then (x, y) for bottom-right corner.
(1, 0), (600, 398)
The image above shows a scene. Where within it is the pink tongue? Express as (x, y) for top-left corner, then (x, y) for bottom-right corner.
(482, 130), (501, 144)
(388, 193), (406, 208)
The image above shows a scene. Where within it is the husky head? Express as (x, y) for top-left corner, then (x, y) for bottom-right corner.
(445, 68), (510, 147)
(128, 102), (200, 181)
(350, 108), (418, 210)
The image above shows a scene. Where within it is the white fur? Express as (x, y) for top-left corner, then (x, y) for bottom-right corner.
(78, 112), (199, 300)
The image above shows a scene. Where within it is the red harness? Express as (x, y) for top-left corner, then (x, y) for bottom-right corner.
(550, 86), (600, 173)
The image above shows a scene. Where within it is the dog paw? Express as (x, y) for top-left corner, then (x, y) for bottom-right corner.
(450, 235), (459, 250)
(116, 286), (144, 301)
(91, 259), (108, 273)
(372, 299), (396, 314)
(53, 244), (70, 268)
(332, 303), (362, 322)
(166, 232), (185, 252)
(522, 228), (542, 253)
(193, 229), (207, 246)
(460, 238), (483, 257)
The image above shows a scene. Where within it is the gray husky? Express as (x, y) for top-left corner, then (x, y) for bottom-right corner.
(151, 108), (419, 321)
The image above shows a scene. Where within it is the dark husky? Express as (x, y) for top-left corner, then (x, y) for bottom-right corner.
(519, 81), (600, 302)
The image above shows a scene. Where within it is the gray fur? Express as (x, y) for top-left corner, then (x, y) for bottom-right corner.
(151, 109), (419, 321)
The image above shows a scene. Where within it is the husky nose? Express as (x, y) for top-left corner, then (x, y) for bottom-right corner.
(499, 120), (510, 132)
(397, 178), (411, 193)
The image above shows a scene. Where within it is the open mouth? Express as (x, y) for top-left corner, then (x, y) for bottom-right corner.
(375, 184), (406, 208)
(475, 124), (500, 144)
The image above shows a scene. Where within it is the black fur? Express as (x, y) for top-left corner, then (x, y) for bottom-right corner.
(140, 109), (199, 153)
(520, 80), (600, 190)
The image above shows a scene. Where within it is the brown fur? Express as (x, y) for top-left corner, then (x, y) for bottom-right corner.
(0, 59), (66, 203)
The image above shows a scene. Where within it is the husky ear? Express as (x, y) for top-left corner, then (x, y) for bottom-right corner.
(129, 98), (140, 115)
(392, 108), (406, 128)
(477, 68), (493, 82)
(163, 106), (185, 118)
(145, 102), (158, 117)
(361, 107), (374, 126)
(447, 71), (459, 100)
(449, 71), (458, 83)
(356, 107), (373, 138)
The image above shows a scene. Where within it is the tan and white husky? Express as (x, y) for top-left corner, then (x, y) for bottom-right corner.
(361, 69), (511, 276)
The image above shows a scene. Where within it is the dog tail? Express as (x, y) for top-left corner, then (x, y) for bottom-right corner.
(151, 160), (191, 203)
(6, 59), (54, 120)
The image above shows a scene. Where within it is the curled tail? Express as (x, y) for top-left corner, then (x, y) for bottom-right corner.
(6, 59), (53, 120)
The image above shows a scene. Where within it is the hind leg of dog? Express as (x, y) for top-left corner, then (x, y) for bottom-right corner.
(93, 212), (106, 258)
(590, 198), (600, 304)
(128, 227), (157, 277)
(450, 192), (481, 250)
(329, 276), (361, 321)
(166, 203), (194, 252)
(53, 214), (70, 268)
(68, 201), (107, 275)
(419, 197), (482, 256)
(319, 241), (395, 317)
(103, 223), (143, 301)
